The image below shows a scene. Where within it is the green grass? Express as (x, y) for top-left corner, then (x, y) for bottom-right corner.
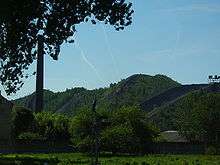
(0, 153), (219, 165)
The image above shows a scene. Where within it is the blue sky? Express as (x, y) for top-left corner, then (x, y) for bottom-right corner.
(1, 0), (220, 99)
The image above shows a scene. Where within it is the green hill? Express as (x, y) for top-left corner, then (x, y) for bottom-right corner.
(13, 74), (220, 135)
(140, 84), (209, 111)
(100, 74), (180, 108)
(15, 88), (98, 115)
(149, 83), (220, 131)
(14, 74), (180, 115)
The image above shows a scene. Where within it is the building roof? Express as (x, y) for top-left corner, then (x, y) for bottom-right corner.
(161, 130), (187, 142)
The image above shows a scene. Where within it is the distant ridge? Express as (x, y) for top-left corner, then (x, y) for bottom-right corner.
(14, 74), (220, 131)
(14, 74), (180, 115)
(147, 83), (220, 131)
(140, 84), (209, 112)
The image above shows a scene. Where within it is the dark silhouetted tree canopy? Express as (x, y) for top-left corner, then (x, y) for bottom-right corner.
(0, 0), (133, 94)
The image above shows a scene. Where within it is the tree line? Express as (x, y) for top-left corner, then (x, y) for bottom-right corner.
(12, 106), (159, 154)
(12, 90), (220, 154)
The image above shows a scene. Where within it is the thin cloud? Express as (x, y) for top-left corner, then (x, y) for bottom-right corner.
(149, 49), (172, 56)
(75, 37), (105, 84)
(160, 4), (220, 13)
(101, 24), (120, 80)
(137, 46), (213, 64)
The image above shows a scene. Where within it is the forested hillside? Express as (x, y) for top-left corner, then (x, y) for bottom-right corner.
(13, 75), (220, 143)
(149, 83), (220, 131)
(140, 84), (208, 111)
(14, 74), (180, 115)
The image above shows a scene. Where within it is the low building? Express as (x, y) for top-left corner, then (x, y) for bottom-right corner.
(161, 130), (187, 142)
(0, 92), (13, 141)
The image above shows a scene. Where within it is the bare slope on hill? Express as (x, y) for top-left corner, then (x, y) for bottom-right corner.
(140, 84), (209, 112)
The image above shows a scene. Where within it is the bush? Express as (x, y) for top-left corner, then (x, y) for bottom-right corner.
(17, 132), (43, 141)
(101, 125), (135, 153)
(11, 108), (71, 142)
(205, 146), (217, 155)
(12, 106), (35, 138)
(69, 106), (159, 153)
(69, 108), (95, 151)
(35, 112), (71, 141)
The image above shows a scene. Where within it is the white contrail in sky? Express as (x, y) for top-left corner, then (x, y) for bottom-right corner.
(101, 24), (119, 79)
(155, 0), (182, 58)
(170, 25), (181, 58)
(75, 36), (105, 84)
(170, 11), (183, 59)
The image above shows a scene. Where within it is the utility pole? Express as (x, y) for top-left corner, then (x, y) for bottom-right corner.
(35, 34), (44, 113)
(91, 98), (100, 165)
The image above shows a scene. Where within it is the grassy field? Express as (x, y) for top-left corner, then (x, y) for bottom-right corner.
(0, 153), (220, 165)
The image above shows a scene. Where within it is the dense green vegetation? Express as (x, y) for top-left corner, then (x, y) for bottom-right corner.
(0, 153), (220, 165)
(11, 106), (35, 138)
(14, 74), (180, 115)
(12, 106), (71, 141)
(150, 90), (220, 143)
(12, 106), (159, 154)
(176, 92), (220, 143)
(13, 76), (220, 146)
(10, 75), (220, 155)
(70, 106), (159, 153)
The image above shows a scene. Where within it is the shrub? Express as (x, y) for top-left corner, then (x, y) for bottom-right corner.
(17, 132), (43, 141)
(69, 106), (159, 153)
(205, 146), (217, 155)
(11, 106), (35, 138)
(35, 112), (71, 141)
